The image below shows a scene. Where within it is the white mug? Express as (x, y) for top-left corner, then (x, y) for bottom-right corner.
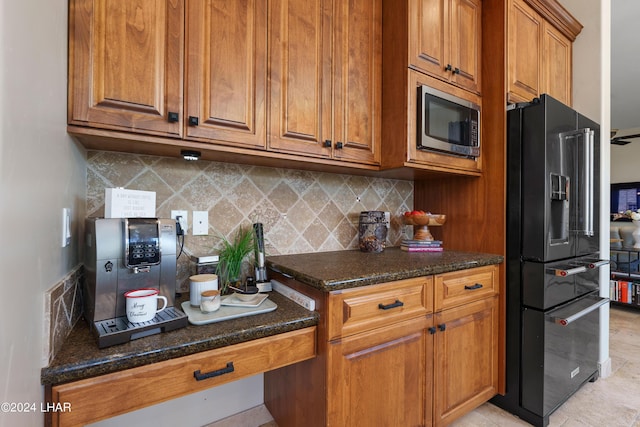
(124, 288), (167, 323)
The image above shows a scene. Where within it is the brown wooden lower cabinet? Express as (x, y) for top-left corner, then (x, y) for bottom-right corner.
(46, 327), (316, 427)
(434, 295), (499, 426)
(265, 265), (500, 427)
(328, 316), (433, 426)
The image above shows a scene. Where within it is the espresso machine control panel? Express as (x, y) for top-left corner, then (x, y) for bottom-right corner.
(124, 218), (161, 267)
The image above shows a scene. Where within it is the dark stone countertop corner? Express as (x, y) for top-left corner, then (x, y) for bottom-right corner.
(267, 246), (503, 291)
(41, 292), (318, 386)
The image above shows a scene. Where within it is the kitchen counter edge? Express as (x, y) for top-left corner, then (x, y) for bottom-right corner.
(41, 292), (318, 386)
(266, 247), (504, 291)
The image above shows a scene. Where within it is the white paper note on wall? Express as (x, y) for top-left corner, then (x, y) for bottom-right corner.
(104, 188), (156, 218)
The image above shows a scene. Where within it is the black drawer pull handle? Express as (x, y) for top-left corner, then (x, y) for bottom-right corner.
(438, 324), (446, 332)
(464, 283), (483, 290)
(194, 362), (234, 381)
(335, 141), (344, 149)
(188, 116), (199, 126)
(378, 300), (404, 310)
(323, 139), (332, 147)
(428, 326), (437, 334)
(168, 111), (179, 123)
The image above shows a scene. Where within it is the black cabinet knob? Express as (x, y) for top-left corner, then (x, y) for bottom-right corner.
(453, 67), (460, 75)
(445, 64), (452, 72)
(188, 116), (199, 126)
(324, 140), (332, 148)
(438, 324), (446, 332)
(168, 112), (179, 123)
(335, 141), (343, 149)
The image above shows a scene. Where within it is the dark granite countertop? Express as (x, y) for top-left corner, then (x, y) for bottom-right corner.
(42, 248), (502, 387)
(41, 292), (318, 386)
(267, 247), (504, 291)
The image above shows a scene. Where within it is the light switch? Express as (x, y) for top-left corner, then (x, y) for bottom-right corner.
(193, 211), (209, 235)
(61, 208), (71, 247)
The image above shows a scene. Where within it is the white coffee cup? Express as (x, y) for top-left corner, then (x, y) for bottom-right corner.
(189, 274), (218, 307)
(124, 288), (167, 323)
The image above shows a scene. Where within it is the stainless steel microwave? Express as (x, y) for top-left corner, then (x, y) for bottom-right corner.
(417, 85), (480, 158)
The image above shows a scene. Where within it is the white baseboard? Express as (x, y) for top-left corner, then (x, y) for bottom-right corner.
(598, 357), (612, 378)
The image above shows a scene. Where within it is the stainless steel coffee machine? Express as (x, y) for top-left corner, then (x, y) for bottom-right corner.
(84, 217), (187, 348)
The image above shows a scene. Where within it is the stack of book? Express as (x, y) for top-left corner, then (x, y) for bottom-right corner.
(609, 279), (640, 305)
(400, 239), (443, 252)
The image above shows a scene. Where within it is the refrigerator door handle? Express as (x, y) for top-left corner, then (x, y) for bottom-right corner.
(547, 297), (609, 326)
(579, 128), (595, 237)
(587, 128), (595, 236)
(586, 259), (609, 269)
(546, 266), (587, 277)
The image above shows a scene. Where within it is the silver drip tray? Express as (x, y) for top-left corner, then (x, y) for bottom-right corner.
(92, 306), (188, 348)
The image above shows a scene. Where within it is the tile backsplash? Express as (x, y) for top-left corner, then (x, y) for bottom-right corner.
(87, 151), (414, 290)
(43, 266), (83, 365)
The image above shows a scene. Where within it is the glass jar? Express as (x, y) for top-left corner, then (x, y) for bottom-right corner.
(358, 211), (388, 253)
(200, 290), (221, 313)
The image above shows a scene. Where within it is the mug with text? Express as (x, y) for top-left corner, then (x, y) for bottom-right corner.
(124, 288), (167, 323)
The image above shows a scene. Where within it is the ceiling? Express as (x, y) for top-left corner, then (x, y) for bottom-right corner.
(611, 1), (640, 140)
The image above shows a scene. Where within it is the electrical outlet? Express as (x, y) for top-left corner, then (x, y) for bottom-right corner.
(171, 210), (188, 234)
(192, 211), (209, 235)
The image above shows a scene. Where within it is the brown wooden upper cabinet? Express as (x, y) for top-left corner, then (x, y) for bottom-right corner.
(381, 0), (483, 177)
(410, 0), (482, 95)
(185, 1), (267, 150)
(68, 0), (185, 137)
(68, 0), (380, 168)
(507, 0), (582, 106)
(268, 0), (381, 165)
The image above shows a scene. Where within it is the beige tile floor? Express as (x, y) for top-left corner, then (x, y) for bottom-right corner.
(210, 306), (640, 427)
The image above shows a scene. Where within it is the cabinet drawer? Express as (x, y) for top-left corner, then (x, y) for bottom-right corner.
(435, 265), (498, 310)
(49, 327), (316, 427)
(327, 277), (432, 341)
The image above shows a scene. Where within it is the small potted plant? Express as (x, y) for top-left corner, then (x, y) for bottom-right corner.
(216, 226), (254, 294)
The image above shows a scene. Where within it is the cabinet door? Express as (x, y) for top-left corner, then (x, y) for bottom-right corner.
(332, 0), (381, 165)
(409, 0), (450, 80)
(185, 0), (267, 148)
(68, 0), (184, 136)
(268, 0), (332, 158)
(449, 0), (481, 93)
(507, 0), (541, 103)
(328, 317), (432, 427)
(541, 21), (572, 106)
(433, 296), (499, 426)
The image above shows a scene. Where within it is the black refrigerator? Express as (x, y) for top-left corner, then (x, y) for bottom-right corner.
(491, 94), (609, 427)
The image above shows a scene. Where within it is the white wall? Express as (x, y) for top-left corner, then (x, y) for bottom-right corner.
(611, 141), (640, 183)
(0, 1), (86, 426)
(560, 0), (612, 377)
